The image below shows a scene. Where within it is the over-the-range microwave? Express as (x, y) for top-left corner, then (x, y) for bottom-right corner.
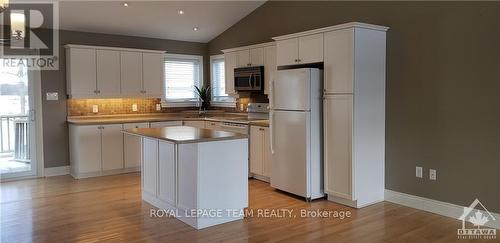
(234, 66), (264, 91)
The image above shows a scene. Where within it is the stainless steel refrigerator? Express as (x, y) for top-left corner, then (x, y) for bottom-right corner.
(270, 68), (324, 200)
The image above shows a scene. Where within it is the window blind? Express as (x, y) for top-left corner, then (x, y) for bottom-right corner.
(164, 57), (201, 101)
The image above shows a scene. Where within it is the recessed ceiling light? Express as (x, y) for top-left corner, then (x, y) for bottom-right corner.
(178, 10), (184, 15)
(193, 27), (199, 31)
(122, 2), (129, 7)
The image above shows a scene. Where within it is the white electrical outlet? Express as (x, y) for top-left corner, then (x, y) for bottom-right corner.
(429, 169), (437, 180)
(156, 104), (161, 111)
(92, 105), (98, 113)
(132, 104), (138, 112)
(416, 166), (423, 178)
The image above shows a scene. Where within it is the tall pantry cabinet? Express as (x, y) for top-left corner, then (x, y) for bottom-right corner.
(323, 24), (388, 208)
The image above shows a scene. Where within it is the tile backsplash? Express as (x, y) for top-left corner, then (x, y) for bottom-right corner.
(67, 98), (240, 116)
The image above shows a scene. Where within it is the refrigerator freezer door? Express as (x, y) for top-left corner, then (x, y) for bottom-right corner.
(272, 69), (311, 111)
(270, 110), (309, 197)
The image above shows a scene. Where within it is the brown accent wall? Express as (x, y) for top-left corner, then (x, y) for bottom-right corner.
(41, 29), (207, 169)
(208, 1), (500, 212)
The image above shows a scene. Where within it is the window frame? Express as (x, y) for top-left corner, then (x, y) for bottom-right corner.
(162, 53), (204, 107)
(210, 54), (235, 108)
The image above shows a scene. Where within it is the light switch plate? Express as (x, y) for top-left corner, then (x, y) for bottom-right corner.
(46, 92), (58, 101)
(416, 166), (423, 178)
(92, 105), (98, 113)
(429, 169), (437, 180)
(132, 104), (138, 112)
(156, 104), (161, 111)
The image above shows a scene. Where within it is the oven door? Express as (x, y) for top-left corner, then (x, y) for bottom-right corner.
(234, 73), (253, 91)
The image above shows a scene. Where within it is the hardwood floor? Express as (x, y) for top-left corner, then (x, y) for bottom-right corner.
(0, 173), (479, 242)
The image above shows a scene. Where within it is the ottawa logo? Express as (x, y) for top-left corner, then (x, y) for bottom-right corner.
(457, 199), (497, 240)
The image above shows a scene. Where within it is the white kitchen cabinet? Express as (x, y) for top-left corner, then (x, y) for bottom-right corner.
(263, 45), (276, 95)
(275, 33), (323, 66)
(69, 125), (101, 175)
(142, 52), (164, 97)
(150, 121), (183, 128)
(224, 52), (237, 95)
(120, 51), (143, 96)
(276, 38), (298, 66)
(65, 45), (165, 98)
(66, 47), (97, 97)
(158, 141), (176, 205)
(101, 124), (124, 171)
(324, 95), (352, 199)
(142, 138), (158, 196)
(249, 48), (264, 66)
(321, 23), (388, 208)
(236, 50), (250, 67)
(124, 122), (149, 169)
(249, 125), (271, 181)
(183, 120), (205, 128)
(96, 50), (121, 96)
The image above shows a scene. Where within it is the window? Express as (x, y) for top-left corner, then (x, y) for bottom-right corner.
(210, 55), (235, 107)
(163, 54), (203, 106)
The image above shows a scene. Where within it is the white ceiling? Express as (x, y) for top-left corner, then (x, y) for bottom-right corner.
(59, 1), (265, 43)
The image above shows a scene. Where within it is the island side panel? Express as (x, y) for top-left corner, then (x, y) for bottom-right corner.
(158, 141), (176, 206)
(196, 138), (249, 229)
(142, 138), (158, 198)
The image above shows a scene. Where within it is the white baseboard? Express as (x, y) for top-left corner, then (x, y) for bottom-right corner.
(44, 166), (70, 177)
(385, 189), (500, 229)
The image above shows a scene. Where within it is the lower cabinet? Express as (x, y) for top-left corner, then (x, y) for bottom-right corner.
(124, 122), (149, 169)
(69, 124), (125, 178)
(183, 120), (206, 128)
(249, 125), (271, 181)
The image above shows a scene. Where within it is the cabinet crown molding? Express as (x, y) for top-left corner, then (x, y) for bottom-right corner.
(221, 41), (275, 53)
(64, 44), (166, 54)
(272, 22), (389, 41)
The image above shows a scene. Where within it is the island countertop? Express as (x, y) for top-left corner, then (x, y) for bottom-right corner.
(123, 126), (248, 144)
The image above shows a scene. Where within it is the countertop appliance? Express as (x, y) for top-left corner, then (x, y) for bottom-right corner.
(270, 68), (324, 200)
(234, 66), (264, 91)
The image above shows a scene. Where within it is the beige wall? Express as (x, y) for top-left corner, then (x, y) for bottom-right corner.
(208, 1), (500, 212)
(41, 29), (207, 168)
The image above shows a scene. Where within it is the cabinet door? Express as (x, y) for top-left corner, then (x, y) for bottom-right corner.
(142, 52), (164, 97)
(120, 51), (143, 95)
(142, 138), (158, 196)
(249, 48), (264, 66)
(101, 124), (124, 171)
(96, 50), (121, 96)
(236, 49), (250, 67)
(298, 33), (324, 64)
(150, 121), (183, 128)
(324, 95), (353, 200)
(263, 45), (276, 95)
(224, 52), (237, 95)
(183, 120), (205, 128)
(262, 127), (272, 177)
(158, 141), (176, 205)
(249, 126), (263, 175)
(124, 122), (149, 169)
(66, 48), (97, 97)
(69, 125), (101, 174)
(276, 38), (298, 66)
(324, 29), (354, 94)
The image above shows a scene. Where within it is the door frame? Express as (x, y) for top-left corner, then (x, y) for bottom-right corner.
(0, 61), (44, 181)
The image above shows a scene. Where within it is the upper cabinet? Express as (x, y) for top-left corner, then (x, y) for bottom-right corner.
(65, 45), (165, 98)
(323, 29), (355, 94)
(274, 33), (323, 66)
(222, 42), (276, 96)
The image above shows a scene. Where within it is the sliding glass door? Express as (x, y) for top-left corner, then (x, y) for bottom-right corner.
(0, 59), (38, 179)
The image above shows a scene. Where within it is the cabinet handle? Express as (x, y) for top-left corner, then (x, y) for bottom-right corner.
(259, 128), (264, 131)
(294, 59), (298, 62)
(297, 59), (301, 62)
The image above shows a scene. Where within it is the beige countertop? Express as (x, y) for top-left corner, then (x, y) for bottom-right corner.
(67, 112), (251, 125)
(248, 120), (269, 127)
(123, 126), (248, 144)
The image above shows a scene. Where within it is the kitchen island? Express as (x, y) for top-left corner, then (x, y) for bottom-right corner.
(123, 126), (248, 229)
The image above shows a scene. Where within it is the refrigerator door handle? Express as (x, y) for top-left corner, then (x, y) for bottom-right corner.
(270, 111), (275, 154)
